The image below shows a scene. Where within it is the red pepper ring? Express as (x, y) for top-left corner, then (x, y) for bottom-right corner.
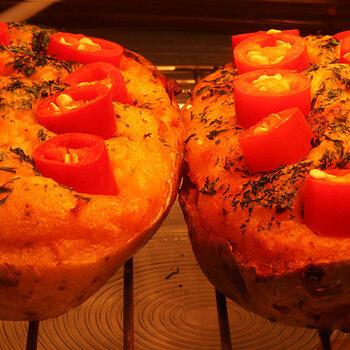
(47, 32), (124, 67)
(340, 36), (350, 63)
(304, 169), (350, 238)
(234, 33), (310, 74)
(334, 30), (350, 41)
(0, 22), (9, 46)
(233, 68), (311, 128)
(231, 29), (300, 50)
(65, 62), (133, 105)
(36, 84), (116, 139)
(33, 133), (118, 195)
(239, 107), (313, 173)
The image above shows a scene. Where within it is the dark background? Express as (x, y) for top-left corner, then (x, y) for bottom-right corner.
(0, 0), (349, 65)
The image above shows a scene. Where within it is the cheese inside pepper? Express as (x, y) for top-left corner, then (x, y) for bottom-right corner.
(246, 40), (292, 66)
(253, 113), (284, 135)
(64, 149), (80, 164)
(252, 73), (290, 93)
(50, 93), (86, 113)
(76, 77), (112, 90)
(310, 169), (350, 183)
(59, 36), (102, 52)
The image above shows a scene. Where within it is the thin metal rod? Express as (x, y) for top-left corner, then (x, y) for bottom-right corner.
(156, 65), (215, 72)
(25, 320), (39, 350)
(318, 329), (333, 350)
(215, 288), (232, 350)
(123, 257), (134, 350)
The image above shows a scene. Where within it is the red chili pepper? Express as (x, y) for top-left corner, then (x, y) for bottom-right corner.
(233, 68), (311, 128)
(239, 107), (313, 173)
(0, 22), (9, 46)
(333, 30), (350, 41)
(65, 62), (132, 104)
(304, 169), (350, 238)
(47, 32), (124, 67)
(232, 29), (300, 50)
(36, 84), (116, 139)
(234, 33), (309, 74)
(340, 36), (350, 63)
(33, 133), (118, 195)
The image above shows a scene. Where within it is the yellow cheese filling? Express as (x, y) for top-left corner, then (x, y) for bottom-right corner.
(246, 40), (292, 65)
(59, 36), (102, 52)
(252, 73), (291, 93)
(77, 77), (112, 90)
(310, 169), (350, 183)
(50, 94), (86, 113)
(253, 113), (283, 135)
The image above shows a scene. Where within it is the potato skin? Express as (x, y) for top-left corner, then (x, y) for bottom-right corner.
(179, 35), (350, 329)
(180, 182), (350, 330)
(0, 213), (167, 320)
(0, 23), (183, 320)
(0, 247), (120, 321)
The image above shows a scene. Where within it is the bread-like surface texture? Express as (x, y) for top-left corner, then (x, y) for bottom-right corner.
(179, 35), (350, 329)
(0, 22), (183, 320)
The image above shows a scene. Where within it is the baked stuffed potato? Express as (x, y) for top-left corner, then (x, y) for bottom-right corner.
(0, 22), (183, 320)
(179, 32), (350, 329)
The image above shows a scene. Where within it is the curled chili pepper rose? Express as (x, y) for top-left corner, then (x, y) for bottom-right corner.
(234, 32), (310, 74)
(340, 36), (350, 63)
(47, 32), (124, 67)
(65, 61), (133, 104)
(0, 22), (9, 46)
(36, 84), (116, 139)
(233, 68), (311, 128)
(304, 169), (350, 238)
(33, 133), (118, 195)
(231, 29), (300, 51)
(333, 30), (350, 41)
(239, 107), (313, 173)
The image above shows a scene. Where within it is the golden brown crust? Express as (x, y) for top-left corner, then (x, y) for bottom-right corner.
(123, 49), (182, 103)
(179, 34), (350, 329)
(0, 23), (183, 320)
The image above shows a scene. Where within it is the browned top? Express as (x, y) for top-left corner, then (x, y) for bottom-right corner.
(181, 35), (350, 277)
(0, 22), (183, 265)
